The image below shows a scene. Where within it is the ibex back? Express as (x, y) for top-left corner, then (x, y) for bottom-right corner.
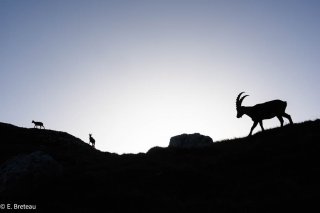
(236, 92), (293, 136)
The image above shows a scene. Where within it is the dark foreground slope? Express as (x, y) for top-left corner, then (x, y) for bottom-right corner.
(0, 120), (320, 212)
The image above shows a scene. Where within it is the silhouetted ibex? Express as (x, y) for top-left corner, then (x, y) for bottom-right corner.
(32, 120), (45, 129)
(236, 92), (293, 136)
(89, 134), (95, 148)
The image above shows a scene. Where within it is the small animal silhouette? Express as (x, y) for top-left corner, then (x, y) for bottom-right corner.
(32, 120), (45, 129)
(89, 134), (95, 148)
(236, 92), (293, 136)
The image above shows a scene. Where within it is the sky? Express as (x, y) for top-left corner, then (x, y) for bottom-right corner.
(1, 0), (319, 154)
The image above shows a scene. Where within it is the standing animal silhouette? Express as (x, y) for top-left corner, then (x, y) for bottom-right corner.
(89, 134), (95, 148)
(236, 92), (293, 136)
(32, 120), (45, 129)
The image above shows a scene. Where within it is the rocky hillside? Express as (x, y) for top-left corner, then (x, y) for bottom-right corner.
(0, 120), (320, 212)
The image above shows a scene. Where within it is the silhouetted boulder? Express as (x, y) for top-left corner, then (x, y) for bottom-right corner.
(147, 146), (165, 154)
(169, 133), (213, 148)
(0, 151), (62, 194)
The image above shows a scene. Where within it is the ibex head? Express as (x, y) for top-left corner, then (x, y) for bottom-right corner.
(236, 92), (249, 118)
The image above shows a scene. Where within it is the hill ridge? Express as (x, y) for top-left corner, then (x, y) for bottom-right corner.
(0, 119), (320, 212)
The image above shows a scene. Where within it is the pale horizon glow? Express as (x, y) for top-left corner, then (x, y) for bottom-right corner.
(1, 0), (320, 154)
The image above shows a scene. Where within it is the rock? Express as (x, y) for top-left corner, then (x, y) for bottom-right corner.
(169, 133), (213, 149)
(147, 146), (165, 154)
(0, 151), (62, 194)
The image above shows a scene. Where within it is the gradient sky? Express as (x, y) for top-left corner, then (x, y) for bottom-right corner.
(1, 0), (319, 154)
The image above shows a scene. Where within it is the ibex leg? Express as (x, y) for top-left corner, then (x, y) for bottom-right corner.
(277, 116), (284, 127)
(259, 121), (264, 131)
(283, 113), (293, 124)
(249, 121), (258, 136)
